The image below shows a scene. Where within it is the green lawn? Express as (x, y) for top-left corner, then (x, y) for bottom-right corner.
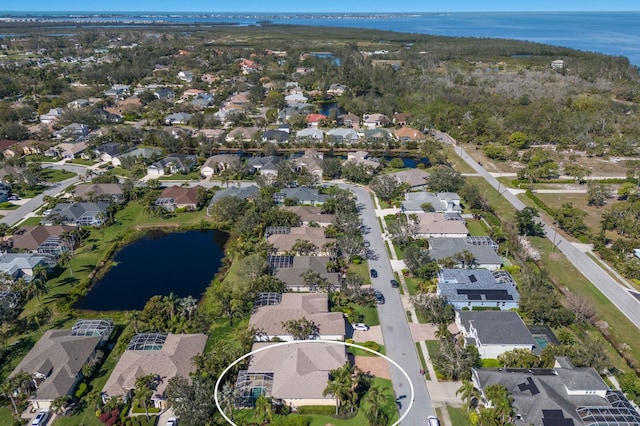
(0, 201), (19, 210)
(348, 261), (372, 285)
(352, 303), (380, 327)
(466, 176), (517, 222)
(415, 342), (430, 379)
(41, 168), (77, 182)
(25, 155), (58, 163)
(447, 406), (472, 426)
(465, 219), (488, 236)
(404, 276), (422, 296)
(348, 343), (386, 356)
(0, 407), (14, 425)
(68, 158), (96, 166)
(15, 216), (43, 227)
(158, 171), (202, 181)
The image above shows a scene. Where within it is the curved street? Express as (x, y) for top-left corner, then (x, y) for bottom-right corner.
(436, 131), (640, 331)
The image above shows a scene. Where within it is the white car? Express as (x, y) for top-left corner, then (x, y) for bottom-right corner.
(31, 410), (50, 426)
(427, 415), (440, 426)
(166, 418), (177, 426)
(353, 323), (369, 331)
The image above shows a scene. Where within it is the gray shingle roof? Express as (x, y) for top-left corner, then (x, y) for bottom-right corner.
(437, 269), (520, 303)
(458, 311), (536, 345)
(210, 185), (260, 203)
(428, 238), (502, 266)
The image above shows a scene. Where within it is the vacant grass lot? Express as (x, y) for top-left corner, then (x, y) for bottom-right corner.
(533, 192), (622, 234)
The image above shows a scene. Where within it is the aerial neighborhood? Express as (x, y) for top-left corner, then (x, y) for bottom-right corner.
(0, 17), (639, 426)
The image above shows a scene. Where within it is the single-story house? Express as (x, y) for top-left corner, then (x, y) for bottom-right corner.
(267, 227), (335, 255)
(102, 333), (207, 409)
(413, 212), (468, 238)
(361, 128), (392, 141)
(402, 192), (462, 213)
(237, 341), (346, 409)
(10, 225), (77, 255)
(326, 128), (360, 144)
(395, 127), (425, 142)
(177, 70), (194, 82)
(306, 113), (327, 127)
(437, 269), (520, 310)
(164, 112), (192, 125)
(472, 357), (640, 426)
(250, 293), (345, 341)
(428, 237), (502, 270)
(226, 127), (260, 143)
(262, 130), (290, 144)
(337, 113), (360, 129)
(291, 151), (324, 182)
(47, 141), (88, 159)
(209, 184), (260, 203)
(248, 156), (283, 177)
(362, 113), (390, 129)
(388, 169), (430, 189)
(201, 154), (240, 177)
(73, 183), (125, 203)
(155, 186), (200, 211)
(111, 147), (162, 167)
(94, 143), (128, 163)
(271, 255), (341, 292)
(147, 154), (197, 176)
(9, 329), (102, 409)
(40, 108), (64, 125)
(455, 311), (537, 359)
(282, 206), (336, 227)
(53, 123), (89, 140)
(296, 128), (324, 142)
(0, 253), (51, 283)
(42, 202), (110, 227)
(343, 151), (380, 169)
(274, 187), (328, 206)
(327, 83), (347, 97)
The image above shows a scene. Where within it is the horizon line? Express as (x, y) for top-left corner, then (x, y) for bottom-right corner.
(2, 10), (640, 13)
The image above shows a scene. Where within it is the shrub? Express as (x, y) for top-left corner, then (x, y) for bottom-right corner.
(75, 382), (87, 399)
(272, 416), (310, 426)
(297, 406), (336, 415)
(502, 265), (520, 275)
(345, 338), (354, 345)
(362, 341), (380, 352)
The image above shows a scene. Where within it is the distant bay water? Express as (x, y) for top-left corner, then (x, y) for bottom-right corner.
(1, 11), (639, 67)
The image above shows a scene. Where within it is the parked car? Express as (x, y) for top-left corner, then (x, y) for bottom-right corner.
(375, 293), (385, 305)
(32, 410), (50, 426)
(8, 195), (20, 201)
(364, 239), (370, 248)
(390, 279), (399, 288)
(370, 269), (378, 278)
(427, 416), (440, 426)
(42, 209), (52, 216)
(166, 418), (177, 426)
(353, 323), (369, 331)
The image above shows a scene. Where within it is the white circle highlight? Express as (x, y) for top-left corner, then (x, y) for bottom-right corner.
(214, 339), (414, 426)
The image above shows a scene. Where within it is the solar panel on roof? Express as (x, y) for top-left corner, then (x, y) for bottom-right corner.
(469, 274), (477, 283)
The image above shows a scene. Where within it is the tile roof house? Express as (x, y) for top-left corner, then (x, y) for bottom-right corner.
(147, 154), (197, 177)
(272, 255), (341, 292)
(267, 227), (335, 255)
(413, 212), (468, 238)
(362, 113), (390, 129)
(102, 333), (207, 409)
(274, 187), (328, 206)
(250, 293), (346, 341)
(306, 113), (328, 127)
(48, 141), (88, 159)
(155, 185), (200, 212)
(395, 127), (426, 141)
(291, 150), (324, 181)
(201, 154), (240, 177)
(428, 237), (502, 270)
(455, 311), (538, 359)
(437, 269), (519, 310)
(282, 206), (336, 227)
(337, 113), (360, 129)
(10, 225), (77, 254)
(240, 342), (346, 409)
(388, 169), (431, 189)
(472, 357), (640, 426)
(402, 192), (462, 213)
(42, 202), (110, 227)
(226, 126), (260, 143)
(73, 183), (125, 203)
(10, 330), (102, 409)
(0, 253), (51, 283)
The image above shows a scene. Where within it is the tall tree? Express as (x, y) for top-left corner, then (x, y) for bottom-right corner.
(281, 317), (320, 340)
(134, 374), (157, 421)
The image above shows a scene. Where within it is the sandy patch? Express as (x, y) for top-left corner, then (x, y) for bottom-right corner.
(408, 323), (459, 342)
(354, 355), (392, 380)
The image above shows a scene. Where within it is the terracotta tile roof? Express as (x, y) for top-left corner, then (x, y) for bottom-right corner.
(158, 185), (200, 207)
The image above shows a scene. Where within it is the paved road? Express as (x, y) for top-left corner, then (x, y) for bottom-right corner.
(340, 183), (433, 425)
(440, 132), (640, 331)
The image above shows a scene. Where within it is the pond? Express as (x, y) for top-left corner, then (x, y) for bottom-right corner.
(75, 229), (228, 311)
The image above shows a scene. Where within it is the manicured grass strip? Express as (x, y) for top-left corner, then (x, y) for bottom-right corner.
(447, 405), (472, 426)
(41, 168), (77, 182)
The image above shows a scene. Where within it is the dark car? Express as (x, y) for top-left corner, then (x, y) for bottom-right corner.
(370, 269), (378, 278)
(390, 279), (399, 288)
(375, 293), (385, 305)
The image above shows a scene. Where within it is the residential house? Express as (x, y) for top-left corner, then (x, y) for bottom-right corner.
(551, 59), (565, 70)
(190, 94), (215, 110)
(436, 269), (519, 310)
(337, 113), (360, 129)
(296, 128), (324, 143)
(154, 87), (175, 100)
(47, 141), (88, 159)
(285, 93), (308, 105)
(39, 108), (64, 125)
(362, 128), (392, 141)
(472, 357), (640, 426)
(8, 140), (47, 157)
(306, 113), (327, 127)
(180, 88), (205, 100)
(0, 253), (51, 282)
(413, 212), (468, 238)
(388, 169), (430, 189)
(10, 225), (77, 255)
(67, 99), (90, 109)
(209, 184), (260, 204)
(53, 123), (89, 140)
(248, 156), (283, 177)
(201, 154), (240, 177)
(102, 333), (207, 409)
(291, 150), (324, 182)
(193, 128), (225, 142)
(111, 147), (162, 167)
(343, 151), (380, 170)
(393, 112), (411, 127)
(362, 113), (390, 129)
(42, 202), (110, 227)
(266, 227), (335, 255)
(164, 112), (192, 125)
(251, 293), (345, 341)
(274, 187), (328, 206)
(155, 186), (200, 212)
(262, 129), (290, 144)
(73, 183), (125, 203)
(402, 192), (462, 213)
(279, 104), (314, 123)
(177, 70), (194, 82)
(271, 256), (341, 292)
(94, 142), (128, 163)
(327, 128), (360, 145)
(0, 165), (25, 182)
(428, 237), (502, 270)
(282, 206), (335, 227)
(147, 154), (197, 177)
(327, 83), (347, 97)
(226, 126), (260, 143)
(455, 311), (537, 358)
(237, 342), (345, 409)
(9, 329), (102, 409)
(395, 127), (425, 142)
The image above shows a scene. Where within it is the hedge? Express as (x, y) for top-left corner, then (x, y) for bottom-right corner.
(296, 406), (336, 415)
(525, 190), (555, 217)
(272, 416), (310, 426)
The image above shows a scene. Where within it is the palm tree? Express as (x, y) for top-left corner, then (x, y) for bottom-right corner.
(58, 251), (73, 275)
(220, 382), (236, 421)
(163, 292), (179, 322)
(363, 386), (389, 426)
(32, 264), (48, 283)
(50, 395), (71, 415)
(26, 277), (48, 305)
(434, 323), (450, 341)
(134, 374), (156, 421)
(0, 376), (19, 414)
(253, 395), (273, 424)
(456, 379), (480, 411)
(179, 296), (197, 321)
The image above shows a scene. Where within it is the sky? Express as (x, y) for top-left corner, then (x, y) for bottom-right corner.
(2, 0), (640, 13)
